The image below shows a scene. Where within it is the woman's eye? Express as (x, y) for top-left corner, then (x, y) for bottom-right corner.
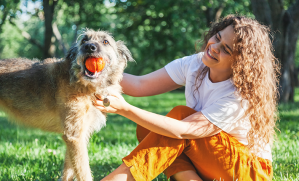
(223, 48), (229, 54)
(103, 40), (109, 45)
(215, 35), (220, 41)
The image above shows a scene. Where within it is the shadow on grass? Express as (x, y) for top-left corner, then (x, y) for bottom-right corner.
(0, 113), (139, 180)
(278, 101), (299, 113)
(0, 116), (63, 146)
(0, 113), (139, 146)
(0, 152), (64, 179)
(0, 152), (125, 181)
(277, 102), (299, 136)
(90, 162), (169, 181)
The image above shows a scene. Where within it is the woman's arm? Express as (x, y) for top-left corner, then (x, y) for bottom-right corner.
(93, 95), (221, 139)
(119, 104), (221, 139)
(121, 68), (182, 97)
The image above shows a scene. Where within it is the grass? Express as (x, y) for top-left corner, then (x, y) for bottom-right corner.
(0, 91), (298, 180)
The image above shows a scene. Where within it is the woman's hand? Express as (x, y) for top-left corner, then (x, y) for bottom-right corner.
(93, 92), (130, 114)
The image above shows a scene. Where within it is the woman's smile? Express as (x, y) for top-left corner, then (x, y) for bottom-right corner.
(207, 47), (217, 60)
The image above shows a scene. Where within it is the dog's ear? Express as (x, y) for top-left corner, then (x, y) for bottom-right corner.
(66, 43), (78, 61)
(116, 40), (134, 62)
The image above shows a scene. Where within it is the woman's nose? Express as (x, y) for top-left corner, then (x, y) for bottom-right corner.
(210, 43), (220, 54)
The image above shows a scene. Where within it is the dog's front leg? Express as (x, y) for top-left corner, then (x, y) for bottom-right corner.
(62, 115), (92, 181)
(61, 148), (75, 181)
(62, 133), (92, 181)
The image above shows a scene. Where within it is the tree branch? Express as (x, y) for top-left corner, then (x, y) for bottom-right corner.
(215, 3), (225, 22)
(0, 10), (9, 33)
(52, 22), (68, 55)
(9, 19), (43, 50)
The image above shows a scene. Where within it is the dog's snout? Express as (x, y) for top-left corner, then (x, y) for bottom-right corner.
(83, 43), (97, 53)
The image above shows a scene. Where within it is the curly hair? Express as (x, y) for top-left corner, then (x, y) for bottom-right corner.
(195, 15), (280, 153)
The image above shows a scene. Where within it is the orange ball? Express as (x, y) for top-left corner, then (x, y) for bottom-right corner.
(85, 57), (105, 73)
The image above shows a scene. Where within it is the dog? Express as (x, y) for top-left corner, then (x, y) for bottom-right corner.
(0, 29), (133, 181)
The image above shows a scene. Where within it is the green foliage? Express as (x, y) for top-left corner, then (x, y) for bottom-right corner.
(109, 0), (253, 75)
(0, 0), (20, 24)
(283, 0), (298, 10)
(0, 0), (253, 74)
(0, 22), (24, 59)
(0, 91), (298, 180)
(0, 0), (298, 75)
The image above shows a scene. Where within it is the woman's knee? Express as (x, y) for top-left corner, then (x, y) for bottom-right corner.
(136, 124), (150, 142)
(172, 170), (203, 181)
(101, 163), (135, 181)
(167, 105), (197, 120)
(136, 106), (196, 142)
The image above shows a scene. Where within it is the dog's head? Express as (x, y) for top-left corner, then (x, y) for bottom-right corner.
(66, 29), (133, 88)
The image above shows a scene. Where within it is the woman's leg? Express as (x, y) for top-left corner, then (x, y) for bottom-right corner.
(123, 106), (203, 181)
(163, 106), (272, 181)
(183, 131), (273, 181)
(136, 124), (202, 181)
(104, 105), (272, 181)
(102, 106), (198, 181)
(101, 163), (134, 181)
(172, 170), (203, 181)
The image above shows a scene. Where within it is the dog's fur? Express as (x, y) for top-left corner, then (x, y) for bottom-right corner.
(0, 29), (133, 181)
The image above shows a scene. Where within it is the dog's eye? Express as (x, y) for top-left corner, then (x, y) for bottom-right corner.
(82, 39), (87, 44)
(103, 40), (109, 45)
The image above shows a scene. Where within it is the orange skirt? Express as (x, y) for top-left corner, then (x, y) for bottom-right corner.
(122, 105), (273, 181)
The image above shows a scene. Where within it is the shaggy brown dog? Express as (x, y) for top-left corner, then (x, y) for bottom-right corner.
(0, 29), (133, 181)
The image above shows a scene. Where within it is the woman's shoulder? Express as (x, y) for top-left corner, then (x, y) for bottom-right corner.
(187, 52), (204, 63)
(181, 52), (205, 69)
(197, 52), (205, 59)
(166, 52), (205, 71)
(176, 52), (204, 63)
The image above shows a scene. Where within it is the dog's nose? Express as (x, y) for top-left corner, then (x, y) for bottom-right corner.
(83, 43), (97, 53)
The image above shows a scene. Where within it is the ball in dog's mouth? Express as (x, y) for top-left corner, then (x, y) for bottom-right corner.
(84, 57), (106, 78)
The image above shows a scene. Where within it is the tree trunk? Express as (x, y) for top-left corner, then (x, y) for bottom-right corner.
(43, 0), (57, 59)
(251, 0), (299, 102)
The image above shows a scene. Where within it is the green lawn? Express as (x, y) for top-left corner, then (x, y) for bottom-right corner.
(0, 91), (298, 180)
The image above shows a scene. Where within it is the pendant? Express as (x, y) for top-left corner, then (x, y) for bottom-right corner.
(103, 95), (110, 107)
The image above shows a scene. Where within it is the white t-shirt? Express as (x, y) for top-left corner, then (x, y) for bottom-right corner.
(164, 52), (272, 161)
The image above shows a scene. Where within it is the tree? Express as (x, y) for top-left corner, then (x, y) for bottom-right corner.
(111, 0), (252, 75)
(251, 0), (299, 102)
(0, 0), (20, 33)
(43, 0), (58, 58)
(4, 0), (58, 59)
(1, 0), (253, 75)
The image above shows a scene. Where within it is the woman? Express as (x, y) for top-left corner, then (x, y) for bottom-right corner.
(93, 15), (280, 181)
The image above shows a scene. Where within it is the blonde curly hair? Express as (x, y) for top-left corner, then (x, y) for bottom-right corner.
(196, 15), (280, 152)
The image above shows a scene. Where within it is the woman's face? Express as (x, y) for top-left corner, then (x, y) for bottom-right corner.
(202, 25), (235, 75)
